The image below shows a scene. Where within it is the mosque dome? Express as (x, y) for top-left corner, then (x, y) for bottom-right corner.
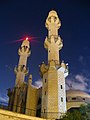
(66, 89), (90, 110)
(66, 89), (90, 98)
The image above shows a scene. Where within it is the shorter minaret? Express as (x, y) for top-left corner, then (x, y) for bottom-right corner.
(14, 37), (31, 86)
(13, 37), (31, 112)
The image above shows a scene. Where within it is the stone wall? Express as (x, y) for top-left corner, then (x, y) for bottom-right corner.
(25, 85), (40, 116)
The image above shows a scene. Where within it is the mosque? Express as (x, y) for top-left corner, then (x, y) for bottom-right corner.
(3, 10), (90, 120)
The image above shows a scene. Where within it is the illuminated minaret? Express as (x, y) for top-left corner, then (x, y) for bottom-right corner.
(13, 37), (31, 112)
(14, 37), (31, 86)
(44, 10), (63, 65)
(40, 10), (69, 119)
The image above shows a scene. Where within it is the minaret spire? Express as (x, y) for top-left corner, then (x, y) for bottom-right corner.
(14, 37), (31, 86)
(44, 10), (63, 65)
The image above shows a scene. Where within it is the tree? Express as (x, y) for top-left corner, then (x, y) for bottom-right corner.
(60, 104), (90, 120)
(60, 110), (84, 120)
(80, 104), (90, 120)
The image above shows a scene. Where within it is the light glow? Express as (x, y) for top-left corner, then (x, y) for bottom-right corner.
(8, 36), (40, 44)
(26, 37), (29, 41)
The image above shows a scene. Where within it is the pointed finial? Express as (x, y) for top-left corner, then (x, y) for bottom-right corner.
(61, 60), (66, 69)
(28, 74), (32, 84)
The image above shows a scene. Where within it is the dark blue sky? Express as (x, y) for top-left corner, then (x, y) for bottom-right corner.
(0, 0), (90, 102)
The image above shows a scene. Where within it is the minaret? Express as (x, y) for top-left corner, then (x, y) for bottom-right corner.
(13, 37), (31, 112)
(44, 10), (63, 65)
(40, 10), (69, 119)
(14, 37), (31, 86)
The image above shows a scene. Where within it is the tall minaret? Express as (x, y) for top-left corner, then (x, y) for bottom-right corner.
(14, 37), (31, 86)
(40, 10), (69, 119)
(44, 10), (63, 65)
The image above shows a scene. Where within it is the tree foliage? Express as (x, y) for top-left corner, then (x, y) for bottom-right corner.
(79, 103), (90, 120)
(60, 110), (84, 120)
(60, 104), (90, 120)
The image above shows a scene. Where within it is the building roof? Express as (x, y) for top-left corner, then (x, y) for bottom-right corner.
(66, 89), (90, 98)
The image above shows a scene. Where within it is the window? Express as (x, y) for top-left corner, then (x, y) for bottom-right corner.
(72, 97), (76, 100)
(61, 85), (63, 89)
(44, 109), (45, 113)
(61, 97), (63, 102)
(45, 79), (46, 83)
(83, 98), (85, 100)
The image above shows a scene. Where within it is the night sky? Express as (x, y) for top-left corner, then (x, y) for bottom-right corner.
(0, 0), (90, 103)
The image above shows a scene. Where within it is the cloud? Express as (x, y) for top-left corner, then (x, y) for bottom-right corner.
(66, 84), (70, 90)
(75, 74), (88, 86)
(34, 79), (42, 88)
(0, 92), (9, 104)
(34, 74), (90, 93)
(66, 74), (89, 92)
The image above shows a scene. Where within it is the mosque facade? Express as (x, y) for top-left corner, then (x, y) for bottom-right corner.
(7, 10), (90, 120)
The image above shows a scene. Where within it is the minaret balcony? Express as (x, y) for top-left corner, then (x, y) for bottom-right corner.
(18, 48), (31, 56)
(14, 65), (29, 75)
(39, 62), (48, 77)
(45, 10), (61, 29)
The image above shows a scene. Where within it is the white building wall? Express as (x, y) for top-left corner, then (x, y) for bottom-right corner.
(58, 67), (67, 114)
